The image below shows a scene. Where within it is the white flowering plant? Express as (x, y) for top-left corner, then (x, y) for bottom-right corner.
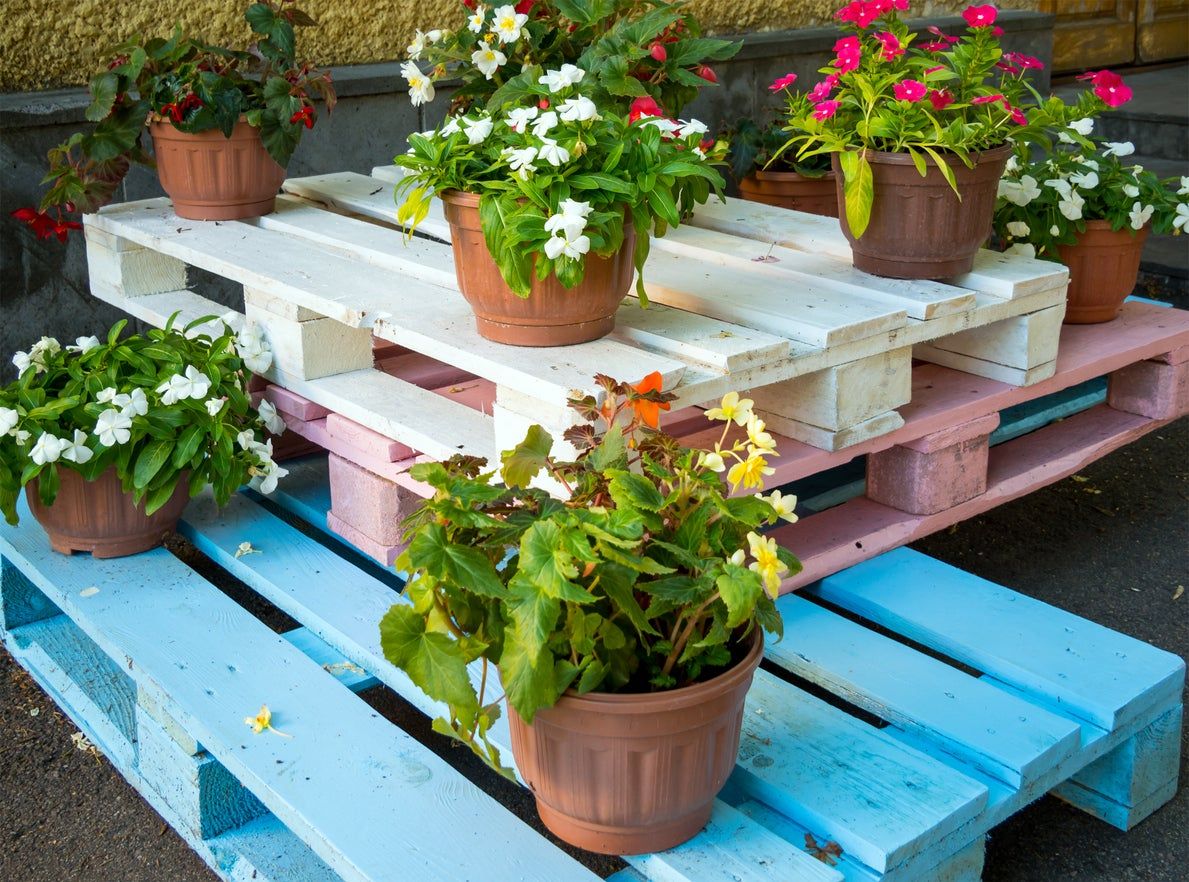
(994, 132), (1189, 260)
(0, 315), (288, 526)
(379, 372), (797, 776)
(400, 1), (737, 118)
(394, 68), (723, 299)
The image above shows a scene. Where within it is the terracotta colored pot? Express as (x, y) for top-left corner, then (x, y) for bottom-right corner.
(507, 631), (763, 854)
(739, 170), (839, 217)
(832, 144), (1012, 279)
(150, 119), (286, 221)
(27, 467), (190, 558)
(440, 190), (635, 346)
(1056, 221), (1150, 324)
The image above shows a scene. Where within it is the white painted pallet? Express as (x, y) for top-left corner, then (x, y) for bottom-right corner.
(81, 170), (1067, 460)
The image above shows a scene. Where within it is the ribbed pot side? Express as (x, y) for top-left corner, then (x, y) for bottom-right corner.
(832, 144), (1012, 279)
(150, 119), (286, 221)
(506, 631), (764, 854)
(440, 190), (635, 347)
(1056, 221), (1150, 324)
(27, 467), (190, 559)
(739, 170), (839, 217)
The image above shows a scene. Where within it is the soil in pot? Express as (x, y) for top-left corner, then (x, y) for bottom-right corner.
(739, 170), (839, 217)
(833, 144), (1012, 279)
(27, 467), (190, 559)
(506, 631), (764, 854)
(440, 190), (635, 347)
(150, 119), (286, 221)
(1056, 221), (1150, 324)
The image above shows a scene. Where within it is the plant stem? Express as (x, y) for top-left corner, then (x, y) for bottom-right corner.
(661, 590), (720, 678)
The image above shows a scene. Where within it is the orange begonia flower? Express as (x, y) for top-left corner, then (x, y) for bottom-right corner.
(629, 370), (670, 429)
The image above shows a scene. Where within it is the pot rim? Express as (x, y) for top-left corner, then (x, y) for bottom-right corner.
(749, 169), (835, 182)
(836, 142), (1013, 166)
(148, 114), (258, 133)
(1076, 218), (1151, 234)
(542, 628), (764, 711)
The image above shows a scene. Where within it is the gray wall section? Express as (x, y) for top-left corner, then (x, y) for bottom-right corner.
(0, 13), (1052, 381)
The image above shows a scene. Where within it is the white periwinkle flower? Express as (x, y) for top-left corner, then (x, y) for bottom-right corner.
(1069, 170), (1098, 190)
(999, 174), (1040, 207)
(472, 42), (507, 80)
(1103, 141), (1135, 157)
(538, 64), (584, 93)
(503, 146), (538, 179)
(31, 337), (61, 359)
(543, 230), (591, 260)
(491, 4), (528, 44)
(1057, 189), (1086, 221)
(401, 61), (436, 105)
(544, 199), (592, 238)
(67, 335), (101, 354)
(537, 138), (570, 167)
(95, 408), (133, 446)
(1050, 224), (1061, 236)
(96, 387), (118, 404)
(1004, 242), (1036, 259)
(252, 458), (289, 495)
(204, 397), (225, 417)
(29, 433), (65, 465)
(12, 351), (33, 376)
(440, 116), (463, 137)
(530, 110), (559, 138)
(1006, 221), (1030, 238)
(236, 429), (258, 451)
(59, 430), (93, 464)
(236, 324), (273, 373)
(558, 96), (597, 122)
(257, 399), (287, 435)
(678, 119), (709, 138)
(0, 407), (18, 436)
(1069, 118), (1094, 135)
(1173, 203), (1189, 232)
(1179, 177), (1189, 196)
(462, 115), (494, 145)
(1129, 202), (1154, 230)
(505, 106), (539, 133)
(121, 388), (148, 417)
(1122, 183), (1140, 198)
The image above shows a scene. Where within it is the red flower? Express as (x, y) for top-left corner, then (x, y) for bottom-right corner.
(514, 0), (535, 13)
(927, 26), (960, 44)
(538, 98), (550, 109)
(971, 93), (1004, 105)
(921, 41), (949, 52)
(12, 207), (80, 242)
(893, 79), (927, 102)
(629, 371), (670, 429)
(833, 35), (862, 73)
(1003, 51), (1044, 70)
(991, 26), (1004, 36)
(812, 99), (841, 121)
(650, 42), (667, 62)
(1009, 105), (1027, 125)
(1078, 70), (1132, 107)
(290, 105), (315, 129)
(807, 75), (839, 102)
(769, 72), (798, 92)
(628, 95), (664, 122)
(875, 31), (904, 61)
(924, 65), (945, 75)
(995, 59), (1021, 74)
(962, 4), (998, 28)
(927, 88), (954, 110)
(697, 65), (717, 83)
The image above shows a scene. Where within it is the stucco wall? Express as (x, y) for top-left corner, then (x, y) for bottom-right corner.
(2, 0), (1041, 92)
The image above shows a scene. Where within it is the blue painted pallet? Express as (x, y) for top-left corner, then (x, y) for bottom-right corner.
(1, 464), (1183, 882)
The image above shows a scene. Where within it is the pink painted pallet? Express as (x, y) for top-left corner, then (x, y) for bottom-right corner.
(264, 302), (1187, 575)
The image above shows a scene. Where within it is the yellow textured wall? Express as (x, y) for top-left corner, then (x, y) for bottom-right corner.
(0, 0), (1040, 92)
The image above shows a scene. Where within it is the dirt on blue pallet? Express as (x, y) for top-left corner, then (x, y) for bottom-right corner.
(0, 424), (1185, 882)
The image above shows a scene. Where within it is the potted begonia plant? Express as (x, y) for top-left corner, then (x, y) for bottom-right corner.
(394, 70), (724, 346)
(399, 0), (738, 118)
(381, 374), (798, 853)
(12, 1), (334, 236)
(779, 1), (1134, 279)
(995, 131), (1189, 323)
(727, 74), (838, 217)
(0, 315), (288, 557)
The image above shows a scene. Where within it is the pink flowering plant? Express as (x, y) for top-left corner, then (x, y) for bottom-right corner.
(779, 1), (1134, 237)
(0, 315), (288, 525)
(994, 133), (1189, 261)
(724, 73), (833, 181)
(393, 71), (724, 301)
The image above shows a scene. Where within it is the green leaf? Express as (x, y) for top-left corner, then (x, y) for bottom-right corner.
(500, 424), (552, 488)
(586, 423), (627, 471)
(406, 522), (505, 598)
(85, 73), (119, 122)
(379, 604), (478, 714)
(568, 173), (635, 196)
(607, 470), (665, 512)
(517, 521), (593, 601)
(499, 638), (561, 724)
(577, 659), (607, 693)
(839, 150), (873, 239)
(143, 473), (180, 516)
(506, 572), (561, 659)
(597, 563), (659, 637)
(172, 424), (205, 469)
(716, 564), (764, 629)
(133, 439), (172, 490)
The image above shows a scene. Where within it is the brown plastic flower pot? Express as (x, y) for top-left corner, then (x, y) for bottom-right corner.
(440, 190), (635, 347)
(1056, 220), (1150, 324)
(506, 631), (763, 855)
(832, 143), (1012, 279)
(739, 170), (839, 217)
(150, 119), (286, 221)
(27, 467), (190, 559)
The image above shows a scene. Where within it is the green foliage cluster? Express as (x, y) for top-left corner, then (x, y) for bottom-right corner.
(36, 2), (334, 218)
(725, 117), (833, 182)
(380, 376), (797, 776)
(0, 316), (285, 525)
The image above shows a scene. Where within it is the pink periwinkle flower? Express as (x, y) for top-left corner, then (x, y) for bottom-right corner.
(1009, 105), (1028, 125)
(812, 99), (842, 121)
(875, 31), (904, 61)
(808, 75), (839, 103)
(928, 88), (955, 110)
(1003, 52), (1044, 70)
(971, 93), (1005, 105)
(833, 36), (862, 73)
(963, 4), (998, 29)
(1077, 70), (1133, 107)
(893, 79), (927, 102)
(769, 72), (798, 92)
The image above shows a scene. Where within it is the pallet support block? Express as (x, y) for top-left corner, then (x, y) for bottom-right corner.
(0, 558), (59, 632)
(245, 293), (373, 381)
(915, 303), (1064, 386)
(326, 454), (416, 550)
(751, 348), (911, 451)
(866, 413), (1000, 515)
(1053, 704), (1183, 831)
(1107, 356), (1189, 421)
(84, 227), (188, 302)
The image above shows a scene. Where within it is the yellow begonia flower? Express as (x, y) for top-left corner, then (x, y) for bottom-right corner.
(747, 531), (789, 599)
(699, 450), (726, 472)
(745, 414), (778, 454)
(244, 704), (291, 738)
(705, 391), (754, 426)
(728, 450), (775, 491)
(758, 490), (798, 523)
